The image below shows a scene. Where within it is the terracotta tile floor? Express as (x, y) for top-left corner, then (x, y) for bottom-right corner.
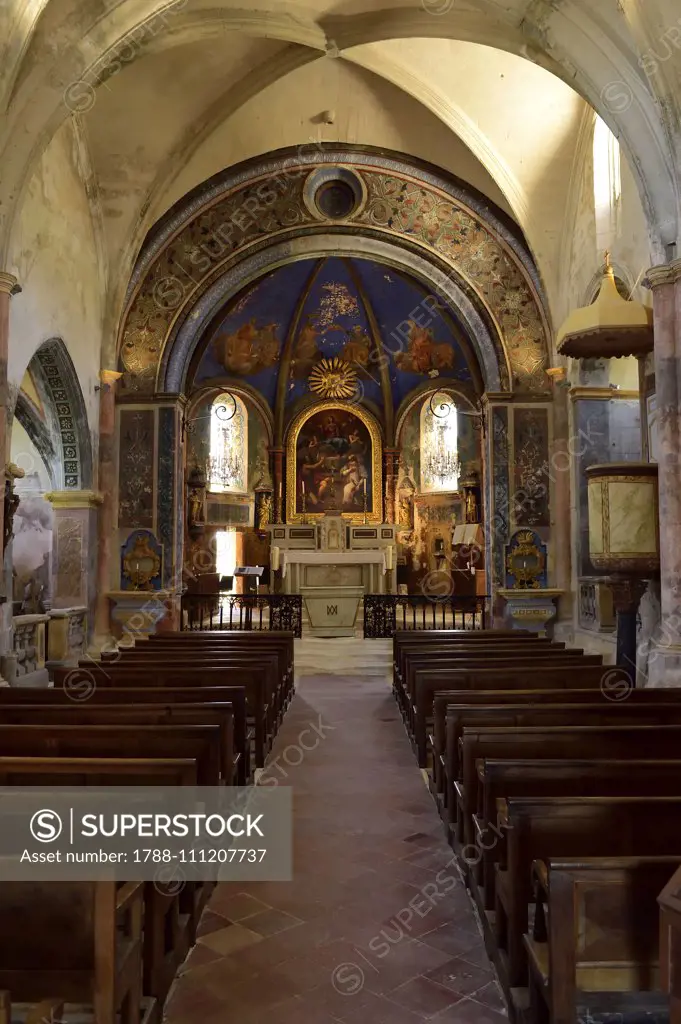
(163, 644), (507, 1023)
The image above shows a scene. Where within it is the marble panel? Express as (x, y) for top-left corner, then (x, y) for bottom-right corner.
(608, 480), (657, 554)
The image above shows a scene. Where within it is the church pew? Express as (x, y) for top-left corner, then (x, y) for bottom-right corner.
(0, 754), (197, 1008)
(458, 725), (681, 864)
(442, 669), (632, 815)
(392, 629), (535, 685)
(0, 704), (237, 785)
(408, 654), (608, 766)
(396, 640), (568, 715)
(108, 646), (288, 719)
(431, 684), (656, 799)
(0, 684), (250, 782)
(526, 856), (677, 1024)
(495, 796), (681, 991)
(0, 755), (198, 786)
(80, 656), (277, 741)
(58, 664), (266, 769)
(477, 758), (681, 911)
(145, 631), (295, 701)
(0, 723), (223, 786)
(449, 703), (681, 844)
(0, 881), (153, 1024)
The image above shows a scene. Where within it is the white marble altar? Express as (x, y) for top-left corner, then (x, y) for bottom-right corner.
(268, 514), (396, 596)
(301, 586), (364, 637)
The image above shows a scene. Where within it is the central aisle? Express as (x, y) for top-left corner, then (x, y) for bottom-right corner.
(164, 639), (507, 1024)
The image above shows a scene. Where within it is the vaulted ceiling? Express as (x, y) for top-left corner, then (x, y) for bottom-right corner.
(2, 0), (680, 402)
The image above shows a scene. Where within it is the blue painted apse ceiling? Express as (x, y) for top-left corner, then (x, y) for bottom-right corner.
(192, 257), (477, 413)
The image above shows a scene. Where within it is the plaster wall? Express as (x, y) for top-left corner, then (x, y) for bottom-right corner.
(159, 58), (513, 220)
(5, 120), (102, 441)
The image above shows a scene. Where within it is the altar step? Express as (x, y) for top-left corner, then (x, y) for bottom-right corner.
(294, 636), (392, 682)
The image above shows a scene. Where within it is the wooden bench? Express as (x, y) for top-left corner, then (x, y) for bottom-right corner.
(477, 757), (681, 911)
(58, 664), (266, 769)
(495, 795), (681, 990)
(0, 723), (223, 786)
(105, 649), (285, 726)
(0, 881), (154, 1024)
(431, 682), (665, 799)
(0, 703), (237, 784)
(0, 684), (251, 784)
(450, 703), (681, 845)
(527, 856), (679, 1024)
(409, 653), (609, 767)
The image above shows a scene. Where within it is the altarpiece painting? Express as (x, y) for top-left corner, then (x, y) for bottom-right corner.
(287, 403), (382, 523)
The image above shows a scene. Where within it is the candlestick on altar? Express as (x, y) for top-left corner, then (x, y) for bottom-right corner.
(362, 482), (368, 525)
(277, 480), (283, 524)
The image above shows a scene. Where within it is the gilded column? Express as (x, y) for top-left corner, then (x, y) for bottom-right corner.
(270, 447), (284, 523)
(645, 260), (681, 682)
(92, 370), (121, 651)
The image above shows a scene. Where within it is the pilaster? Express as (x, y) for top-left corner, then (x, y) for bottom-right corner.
(644, 260), (681, 683)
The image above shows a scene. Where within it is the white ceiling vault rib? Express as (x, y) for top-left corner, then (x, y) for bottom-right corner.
(0, 0), (678, 303)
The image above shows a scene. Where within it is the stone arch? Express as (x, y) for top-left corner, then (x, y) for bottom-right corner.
(119, 146), (551, 412)
(0, 1), (677, 265)
(25, 339), (93, 489)
(13, 391), (58, 488)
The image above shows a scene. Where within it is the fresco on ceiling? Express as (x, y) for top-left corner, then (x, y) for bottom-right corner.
(193, 256), (475, 410)
(350, 260), (474, 406)
(287, 258), (382, 406)
(194, 261), (315, 407)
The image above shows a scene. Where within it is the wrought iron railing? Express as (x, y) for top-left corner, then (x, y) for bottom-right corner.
(363, 594), (488, 638)
(181, 594), (302, 638)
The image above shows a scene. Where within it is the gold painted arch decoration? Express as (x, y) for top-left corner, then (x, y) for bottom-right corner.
(117, 157), (550, 397)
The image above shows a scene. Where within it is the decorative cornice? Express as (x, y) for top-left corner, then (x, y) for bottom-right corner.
(546, 367), (567, 383)
(0, 272), (21, 297)
(99, 369), (123, 385)
(45, 490), (104, 508)
(644, 259), (681, 290)
(569, 387), (640, 402)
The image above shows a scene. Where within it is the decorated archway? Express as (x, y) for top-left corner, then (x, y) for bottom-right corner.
(108, 147), (558, 631)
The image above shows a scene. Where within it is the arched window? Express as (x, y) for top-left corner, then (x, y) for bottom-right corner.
(420, 392), (460, 493)
(208, 393), (248, 493)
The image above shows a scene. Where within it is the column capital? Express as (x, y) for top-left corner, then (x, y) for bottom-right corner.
(644, 259), (681, 290)
(99, 369), (123, 386)
(0, 272), (20, 297)
(45, 489), (104, 509)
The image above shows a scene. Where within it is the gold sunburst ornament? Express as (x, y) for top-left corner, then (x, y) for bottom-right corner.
(308, 357), (358, 400)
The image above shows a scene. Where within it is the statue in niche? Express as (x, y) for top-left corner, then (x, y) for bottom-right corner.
(189, 489), (204, 525)
(466, 490), (479, 524)
(257, 493), (273, 530)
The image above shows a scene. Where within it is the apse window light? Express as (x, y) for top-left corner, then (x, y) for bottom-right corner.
(593, 114), (622, 249)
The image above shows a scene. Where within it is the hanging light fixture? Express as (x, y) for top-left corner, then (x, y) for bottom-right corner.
(425, 393), (461, 486)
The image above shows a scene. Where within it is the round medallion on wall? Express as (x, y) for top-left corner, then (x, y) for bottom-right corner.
(304, 167), (366, 222)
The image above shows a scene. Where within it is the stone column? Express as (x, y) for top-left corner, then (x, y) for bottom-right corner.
(546, 367), (572, 615)
(91, 370), (121, 652)
(644, 259), (681, 683)
(0, 273), (20, 682)
(270, 447), (284, 523)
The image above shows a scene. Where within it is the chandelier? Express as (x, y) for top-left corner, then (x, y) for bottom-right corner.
(425, 393), (461, 486)
(207, 398), (243, 489)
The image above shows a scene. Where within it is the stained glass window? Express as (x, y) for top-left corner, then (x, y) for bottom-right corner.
(208, 393), (247, 493)
(420, 392), (459, 493)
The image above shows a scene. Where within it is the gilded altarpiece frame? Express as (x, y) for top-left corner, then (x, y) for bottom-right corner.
(286, 402), (382, 524)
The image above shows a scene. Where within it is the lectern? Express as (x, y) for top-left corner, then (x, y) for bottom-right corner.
(234, 566), (264, 595)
